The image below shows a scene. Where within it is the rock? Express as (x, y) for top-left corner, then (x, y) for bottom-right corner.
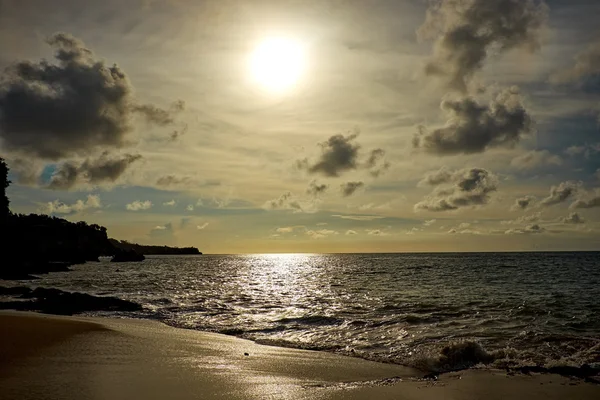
(111, 249), (145, 263)
(0, 287), (142, 315)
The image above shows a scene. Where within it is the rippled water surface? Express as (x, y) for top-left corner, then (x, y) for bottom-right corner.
(18, 252), (600, 372)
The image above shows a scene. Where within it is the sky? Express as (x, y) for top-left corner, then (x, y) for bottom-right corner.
(1, 0), (600, 253)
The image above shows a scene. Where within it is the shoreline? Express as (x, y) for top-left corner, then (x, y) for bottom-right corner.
(1, 311), (600, 400)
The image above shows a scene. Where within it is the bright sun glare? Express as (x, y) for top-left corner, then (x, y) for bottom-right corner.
(249, 37), (306, 93)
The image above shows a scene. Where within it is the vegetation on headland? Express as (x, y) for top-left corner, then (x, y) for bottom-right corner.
(110, 239), (201, 255)
(0, 157), (200, 279)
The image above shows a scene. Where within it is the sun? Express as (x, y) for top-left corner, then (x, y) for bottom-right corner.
(249, 37), (307, 93)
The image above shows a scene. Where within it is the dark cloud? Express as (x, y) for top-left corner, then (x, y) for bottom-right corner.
(298, 133), (390, 178)
(419, 0), (547, 92)
(415, 168), (497, 212)
(340, 181), (365, 197)
(306, 180), (328, 197)
(413, 87), (533, 155)
(570, 188), (600, 209)
(48, 152), (141, 190)
(303, 133), (360, 177)
(540, 181), (580, 207)
(0, 32), (182, 160)
(134, 100), (185, 126)
(511, 195), (535, 211)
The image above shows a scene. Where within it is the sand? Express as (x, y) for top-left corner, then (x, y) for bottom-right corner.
(1, 311), (599, 400)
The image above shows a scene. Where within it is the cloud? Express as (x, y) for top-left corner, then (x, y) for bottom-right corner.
(345, 230), (358, 235)
(156, 175), (195, 187)
(331, 214), (385, 221)
(340, 181), (365, 197)
(423, 219), (437, 226)
(150, 222), (173, 237)
(504, 224), (545, 235)
(186, 204), (194, 211)
(540, 181), (580, 207)
(298, 132), (389, 178)
(511, 195), (535, 211)
(510, 150), (562, 170)
(550, 41), (600, 84)
(570, 188), (600, 209)
(38, 194), (101, 215)
(276, 227), (295, 233)
(300, 133), (360, 177)
(415, 168), (498, 212)
(163, 200), (176, 206)
(563, 143), (600, 160)
(0, 33), (180, 161)
(264, 192), (303, 212)
(306, 229), (338, 239)
(306, 180), (328, 197)
(366, 229), (388, 236)
(418, 168), (453, 186)
(47, 152), (141, 190)
(413, 88), (533, 155)
(133, 100), (185, 126)
(419, 0), (546, 92)
(365, 149), (391, 177)
(501, 212), (541, 225)
(561, 212), (585, 225)
(126, 200), (153, 211)
(197, 222), (209, 230)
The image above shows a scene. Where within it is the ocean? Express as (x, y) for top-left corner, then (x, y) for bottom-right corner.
(8, 252), (600, 374)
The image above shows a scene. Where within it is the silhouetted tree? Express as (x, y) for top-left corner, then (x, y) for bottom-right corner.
(0, 158), (10, 220)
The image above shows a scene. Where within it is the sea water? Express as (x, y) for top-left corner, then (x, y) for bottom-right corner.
(11, 252), (600, 373)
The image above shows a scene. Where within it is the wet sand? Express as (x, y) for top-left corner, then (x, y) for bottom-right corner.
(1, 311), (599, 400)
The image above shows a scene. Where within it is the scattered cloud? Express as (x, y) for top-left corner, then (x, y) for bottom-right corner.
(511, 195), (535, 211)
(126, 200), (153, 211)
(306, 180), (328, 198)
(510, 150), (562, 170)
(413, 88), (533, 155)
(306, 229), (338, 239)
(47, 152), (141, 190)
(561, 212), (585, 225)
(264, 192), (303, 212)
(299, 133), (360, 177)
(423, 219), (437, 226)
(0, 33), (179, 161)
(418, 0), (546, 92)
(332, 214), (385, 221)
(298, 132), (389, 178)
(570, 188), (600, 209)
(540, 181), (580, 207)
(186, 204), (194, 211)
(340, 181), (365, 197)
(197, 222), (209, 230)
(501, 212), (542, 225)
(504, 224), (545, 235)
(415, 168), (498, 212)
(150, 223), (173, 237)
(366, 229), (389, 236)
(38, 194), (102, 215)
(163, 200), (176, 207)
(345, 230), (358, 235)
(550, 41), (600, 84)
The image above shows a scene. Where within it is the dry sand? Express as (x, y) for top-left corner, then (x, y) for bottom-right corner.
(1, 311), (599, 400)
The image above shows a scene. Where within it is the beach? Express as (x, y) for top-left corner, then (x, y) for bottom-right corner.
(1, 311), (599, 400)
